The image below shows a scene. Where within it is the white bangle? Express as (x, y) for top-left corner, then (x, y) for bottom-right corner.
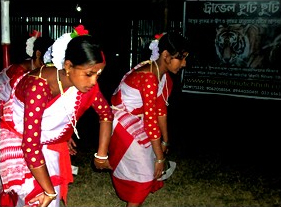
(44, 191), (57, 200)
(161, 141), (169, 147)
(155, 157), (166, 163)
(94, 153), (108, 160)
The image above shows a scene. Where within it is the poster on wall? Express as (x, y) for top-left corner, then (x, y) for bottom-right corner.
(182, 0), (281, 100)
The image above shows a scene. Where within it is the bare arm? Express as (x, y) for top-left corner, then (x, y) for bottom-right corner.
(158, 115), (168, 143)
(94, 121), (113, 170)
(28, 166), (57, 206)
(158, 115), (169, 154)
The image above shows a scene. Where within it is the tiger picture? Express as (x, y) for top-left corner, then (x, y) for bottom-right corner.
(215, 24), (265, 68)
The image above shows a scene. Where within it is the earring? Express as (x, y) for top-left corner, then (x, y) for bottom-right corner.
(66, 71), (70, 77)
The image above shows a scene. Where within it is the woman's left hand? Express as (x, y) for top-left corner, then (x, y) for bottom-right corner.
(154, 162), (165, 179)
(68, 138), (77, 155)
(161, 145), (169, 155)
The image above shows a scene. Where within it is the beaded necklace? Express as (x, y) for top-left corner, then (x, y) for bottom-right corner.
(31, 58), (34, 70)
(56, 69), (80, 139)
(152, 61), (169, 106)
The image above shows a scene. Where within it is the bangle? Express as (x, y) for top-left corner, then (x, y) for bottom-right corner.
(155, 157), (166, 163)
(94, 153), (108, 160)
(44, 191), (57, 200)
(161, 141), (169, 147)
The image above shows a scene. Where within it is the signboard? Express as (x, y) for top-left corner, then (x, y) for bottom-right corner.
(182, 0), (281, 100)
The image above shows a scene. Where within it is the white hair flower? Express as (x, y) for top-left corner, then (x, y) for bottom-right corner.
(149, 39), (160, 61)
(51, 33), (72, 70)
(149, 33), (166, 61)
(49, 25), (89, 70)
(26, 30), (41, 57)
(43, 46), (53, 64)
(26, 36), (36, 57)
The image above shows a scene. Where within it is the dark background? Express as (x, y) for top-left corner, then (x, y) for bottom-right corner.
(2, 0), (280, 170)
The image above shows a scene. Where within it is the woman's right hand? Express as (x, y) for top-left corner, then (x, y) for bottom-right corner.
(29, 165), (57, 207)
(28, 192), (56, 207)
(94, 158), (113, 170)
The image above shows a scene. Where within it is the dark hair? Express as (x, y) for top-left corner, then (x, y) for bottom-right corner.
(10, 35), (54, 64)
(65, 35), (104, 67)
(141, 32), (189, 61)
(32, 36), (54, 60)
(10, 34), (30, 64)
(158, 32), (189, 59)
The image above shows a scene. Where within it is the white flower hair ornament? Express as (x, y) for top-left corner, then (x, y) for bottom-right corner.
(26, 30), (41, 57)
(51, 25), (89, 70)
(51, 33), (72, 70)
(149, 33), (166, 61)
(43, 46), (53, 64)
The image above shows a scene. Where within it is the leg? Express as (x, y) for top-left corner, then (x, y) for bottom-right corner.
(127, 202), (141, 207)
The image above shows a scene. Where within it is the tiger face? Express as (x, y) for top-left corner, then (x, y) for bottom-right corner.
(215, 24), (251, 67)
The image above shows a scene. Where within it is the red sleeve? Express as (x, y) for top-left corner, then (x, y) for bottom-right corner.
(6, 64), (26, 88)
(19, 76), (52, 169)
(156, 97), (167, 116)
(91, 90), (113, 122)
(140, 73), (161, 140)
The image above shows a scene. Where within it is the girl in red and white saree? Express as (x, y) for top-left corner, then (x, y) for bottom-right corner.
(108, 32), (190, 207)
(0, 32), (54, 117)
(0, 25), (113, 207)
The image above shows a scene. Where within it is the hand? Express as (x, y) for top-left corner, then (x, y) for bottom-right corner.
(94, 158), (113, 170)
(28, 192), (55, 207)
(154, 162), (165, 180)
(161, 145), (169, 155)
(68, 138), (77, 155)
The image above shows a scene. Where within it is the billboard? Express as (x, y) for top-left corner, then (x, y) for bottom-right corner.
(182, 0), (281, 100)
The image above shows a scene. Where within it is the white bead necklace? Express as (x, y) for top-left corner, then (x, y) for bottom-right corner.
(56, 69), (80, 139)
(31, 58), (35, 70)
(153, 61), (169, 106)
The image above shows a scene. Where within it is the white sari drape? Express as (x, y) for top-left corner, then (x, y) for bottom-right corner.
(0, 85), (79, 207)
